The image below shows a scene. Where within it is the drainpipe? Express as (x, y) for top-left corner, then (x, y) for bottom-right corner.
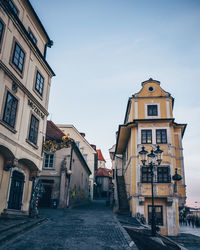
(44, 40), (53, 59)
(66, 143), (74, 207)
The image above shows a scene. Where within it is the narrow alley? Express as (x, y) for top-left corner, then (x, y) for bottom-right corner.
(0, 201), (135, 250)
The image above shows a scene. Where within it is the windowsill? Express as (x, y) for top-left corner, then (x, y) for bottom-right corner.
(9, 61), (24, 79)
(26, 139), (38, 149)
(156, 182), (171, 184)
(0, 120), (17, 133)
(42, 167), (55, 170)
(141, 182), (171, 184)
(146, 116), (160, 119)
(33, 88), (43, 100)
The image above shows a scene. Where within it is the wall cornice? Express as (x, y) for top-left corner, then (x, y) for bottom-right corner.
(0, 60), (49, 116)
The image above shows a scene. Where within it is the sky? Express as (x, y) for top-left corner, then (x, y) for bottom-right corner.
(30, 0), (200, 207)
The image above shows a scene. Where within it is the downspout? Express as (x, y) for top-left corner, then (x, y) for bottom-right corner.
(66, 143), (74, 207)
(44, 40), (53, 59)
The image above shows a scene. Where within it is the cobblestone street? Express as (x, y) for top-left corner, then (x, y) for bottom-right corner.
(0, 201), (135, 250)
(180, 225), (200, 238)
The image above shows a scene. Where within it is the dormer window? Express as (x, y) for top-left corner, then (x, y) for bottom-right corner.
(147, 105), (157, 116)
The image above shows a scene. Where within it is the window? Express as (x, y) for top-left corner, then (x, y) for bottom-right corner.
(147, 105), (158, 116)
(12, 42), (25, 72)
(35, 71), (44, 96)
(3, 91), (18, 128)
(141, 167), (152, 183)
(28, 115), (39, 145)
(8, 0), (19, 15)
(141, 130), (152, 144)
(29, 30), (37, 45)
(148, 205), (163, 226)
(75, 141), (80, 148)
(0, 20), (4, 46)
(156, 129), (167, 144)
(157, 167), (171, 183)
(44, 154), (54, 168)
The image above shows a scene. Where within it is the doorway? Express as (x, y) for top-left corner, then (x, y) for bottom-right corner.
(39, 180), (54, 207)
(8, 170), (25, 210)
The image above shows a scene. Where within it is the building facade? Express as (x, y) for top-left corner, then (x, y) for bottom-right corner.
(39, 121), (91, 208)
(0, 0), (54, 215)
(96, 149), (106, 169)
(57, 124), (97, 200)
(95, 167), (112, 198)
(114, 78), (187, 235)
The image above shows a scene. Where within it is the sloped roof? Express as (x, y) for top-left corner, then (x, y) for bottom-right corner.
(46, 120), (65, 141)
(96, 168), (112, 177)
(96, 149), (106, 162)
(57, 124), (97, 154)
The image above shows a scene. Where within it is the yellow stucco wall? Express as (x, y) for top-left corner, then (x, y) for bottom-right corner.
(144, 198), (168, 235)
(116, 79), (186, 236)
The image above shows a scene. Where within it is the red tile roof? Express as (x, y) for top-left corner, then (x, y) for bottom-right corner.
(46, 120), (65, 141)
(96, 149), (106, 162)
(96, 168), (112, 177)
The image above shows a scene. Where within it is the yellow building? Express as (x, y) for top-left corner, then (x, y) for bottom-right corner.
(114, 78), (186, 235)
(0, 0), (54, 216)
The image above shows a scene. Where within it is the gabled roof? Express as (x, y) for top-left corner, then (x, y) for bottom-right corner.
(96, 168), (112, 177)
(124, 78), (174, 124)
(57, 124), (97, 154)
(26, 0), (51, 43)
(96, 149), (106, 162)
(46, 120), (65, 142)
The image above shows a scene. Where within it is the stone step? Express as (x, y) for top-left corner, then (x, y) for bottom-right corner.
(1, 209), (28, 219)
(0, 217), (47, 244)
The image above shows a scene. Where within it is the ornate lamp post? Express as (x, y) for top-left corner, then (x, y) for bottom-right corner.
(139, 145), (163, 236)
(172, 168), (182, 193)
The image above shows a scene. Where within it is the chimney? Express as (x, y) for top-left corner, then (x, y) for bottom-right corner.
(80, 132), (85, 137)
(90, 144), (96, 151)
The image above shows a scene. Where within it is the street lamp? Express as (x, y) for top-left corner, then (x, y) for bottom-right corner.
(172, 168), (182, 193)
(139, 145), (163, 236)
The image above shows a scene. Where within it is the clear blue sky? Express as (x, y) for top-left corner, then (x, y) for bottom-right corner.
(31, 0), (200, 207)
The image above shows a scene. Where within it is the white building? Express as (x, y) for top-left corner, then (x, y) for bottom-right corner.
(57, 124), (97, 200)
(0, 0), (55, 215)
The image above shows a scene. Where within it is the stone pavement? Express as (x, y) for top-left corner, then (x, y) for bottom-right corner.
(0, 200), (137, 250)
(0, 216), (46, 244)
(168, 225), (200, 250)
(180, 225), (200, 237)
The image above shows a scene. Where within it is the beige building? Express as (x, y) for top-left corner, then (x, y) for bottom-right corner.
(39, 121), (91, 208)
(0, 0), (54, 215)
(96, 149), (106, 169)
(113, 78), (187, 236)
(57, 124), (97, 200)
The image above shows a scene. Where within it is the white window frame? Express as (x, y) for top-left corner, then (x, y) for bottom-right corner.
(145, 103), (160, 119)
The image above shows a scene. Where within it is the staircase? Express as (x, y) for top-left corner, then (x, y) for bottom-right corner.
(1, 209), (28, 219)
(116, 175), (130, 215)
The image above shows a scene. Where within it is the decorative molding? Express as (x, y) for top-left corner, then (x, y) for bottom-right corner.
(0, 132), (42, 160)
(0, 120), (17, 134)
(0, 60), (48, 116)
(0, 1), (55, 77)
(43, 135), (74, 153)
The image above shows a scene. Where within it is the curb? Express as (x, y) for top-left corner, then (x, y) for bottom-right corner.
(114, 214), (138, 249)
